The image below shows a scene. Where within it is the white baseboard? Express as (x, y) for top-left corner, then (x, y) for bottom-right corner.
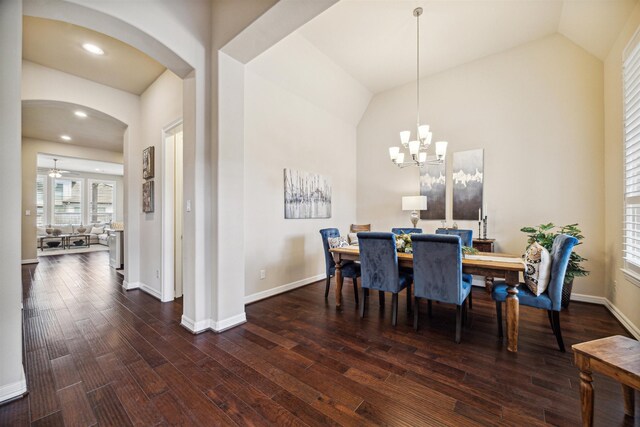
(0, 368), (27, 403)
(139, 283), (162, 301)
(211, 313), (246, 332)
(21, 259), (38, 265)
(245, 274), (325, 304)
(122, 280), (140, 291)
(571, 293), (640, 340)
(181, 315), (210, 334)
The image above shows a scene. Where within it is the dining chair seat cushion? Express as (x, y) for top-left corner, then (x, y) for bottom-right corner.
(491, 280), (552, 310)
(328, 261), (360, 279)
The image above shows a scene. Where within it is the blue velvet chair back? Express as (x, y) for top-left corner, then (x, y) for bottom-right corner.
(436, 228), (473, 247)
(547, 234), (579, 311)
(391, 228), (422, 235)
(412, 234), (466, 305)
(357, 232), (402, 292)
(319, 228), (340, 276)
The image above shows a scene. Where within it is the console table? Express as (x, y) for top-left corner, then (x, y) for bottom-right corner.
(573, 335), (640, 426)
(473, 238), (495, 253)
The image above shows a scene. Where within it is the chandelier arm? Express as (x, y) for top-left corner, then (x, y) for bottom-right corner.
(416, 8), (420, 130)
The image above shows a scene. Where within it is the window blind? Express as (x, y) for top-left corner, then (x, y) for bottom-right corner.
(624, 38), (640, 267)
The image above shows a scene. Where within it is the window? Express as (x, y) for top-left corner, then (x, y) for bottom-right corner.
(88, 180), (115, 223)
(53, 178), (82, 224)
(623, 34), (640, 276)
(36, 174), (47, 227)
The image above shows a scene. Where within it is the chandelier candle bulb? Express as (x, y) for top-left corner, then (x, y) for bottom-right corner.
(389, 146), (400, 160)
(418, 152), (427, 163)
(418, 125), (430, 140)
(400, 131), (411, 146)
(435, 141), (448, 159)
(396, 152), (405, 163)
(409, 140), (420, 155)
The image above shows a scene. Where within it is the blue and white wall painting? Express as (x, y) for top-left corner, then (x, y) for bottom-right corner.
(420, 162), (446, 220)
(452, 149), (484, 220)
(284, 168), (332, 219)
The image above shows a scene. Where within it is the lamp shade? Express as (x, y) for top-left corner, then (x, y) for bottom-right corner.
(402, 195), (427, 211)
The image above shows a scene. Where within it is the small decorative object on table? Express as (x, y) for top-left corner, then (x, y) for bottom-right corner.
(52, 228), (62, 236)
(46, 225), (53, 235)
(462, 246), (478, 257)
(76, 224), (87, 234)
(395, 233), (414, 253)
(520, 223), (589, 307)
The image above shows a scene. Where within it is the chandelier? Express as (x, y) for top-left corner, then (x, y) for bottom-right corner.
(389, 7), (447, 168)
(48, 158), (62, 178)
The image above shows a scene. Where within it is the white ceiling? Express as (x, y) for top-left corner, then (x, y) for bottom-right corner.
(37, 153), (123, 177)
(23, 100), (127, 152)
(298, 0), (637, 94)
(23, 16), (166, 95)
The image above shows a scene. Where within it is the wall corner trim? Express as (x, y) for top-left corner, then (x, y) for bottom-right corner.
(181, 315), (210, 334)
(571, 293), (640, 339)
(211, 313), (247, 333)
(122, 280), (140, 291)
(244, 274), (325, 304)
(0, 367), (27, 404)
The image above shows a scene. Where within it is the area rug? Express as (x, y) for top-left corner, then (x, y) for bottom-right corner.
(38, 245), (109, 257)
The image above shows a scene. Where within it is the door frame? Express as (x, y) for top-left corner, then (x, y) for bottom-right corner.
(161, 119), (183, 302)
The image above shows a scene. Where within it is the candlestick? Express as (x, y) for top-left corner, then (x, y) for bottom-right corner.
(478, 220), (482, 239)
(482, 215), (488, 240)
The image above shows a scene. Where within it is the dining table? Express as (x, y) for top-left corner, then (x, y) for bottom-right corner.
(330, 246), (526, 352)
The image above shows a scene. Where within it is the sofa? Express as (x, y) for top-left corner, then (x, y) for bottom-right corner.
(36, 223), (110, 247)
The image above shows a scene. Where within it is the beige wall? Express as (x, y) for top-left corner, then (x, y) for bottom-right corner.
(357, 34), (606, 298)
(21, 138), (124, 261)
(138, 69), (183, 298)
(604, 3), (640, 335)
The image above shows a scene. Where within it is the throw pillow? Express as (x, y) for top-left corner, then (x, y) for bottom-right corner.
(348, 233), (359, 246)
(90, 226), (104, 235)
(523, 242), (552, 296)
(328, 236), (349, 249)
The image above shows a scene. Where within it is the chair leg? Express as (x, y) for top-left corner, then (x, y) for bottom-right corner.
(468, 289), (473, 310)
(379, 291), (385, 307)
(552, 311), (565, 352)
(406, 282), (412, 314)
(462, 299), (468, 324)
(414, 297), (420, 331)
(495, 301), (503, 339)
(353, 277), (359, 306)
(360, 288), (369, 318)
(391, 293), (398, 327)
(427, 299), (433, 317)
(455, 305), (463, 344)
(324, 276), (331, 298)
(547, 310), (555, 334)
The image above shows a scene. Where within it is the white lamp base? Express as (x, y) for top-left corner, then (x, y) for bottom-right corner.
(410, 210), (419, 228)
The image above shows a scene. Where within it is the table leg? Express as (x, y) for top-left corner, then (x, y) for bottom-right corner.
(505, 271), (519, 352)
(579, 370), (594, 426)
(622, 384), (635, 417)
(332, 254), (344, 308)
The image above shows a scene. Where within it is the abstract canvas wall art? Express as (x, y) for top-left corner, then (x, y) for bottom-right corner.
(284, 168), (331, 219)
(419, 162), (446, 220)
(142, 181), (154, 213)
(452, 149), (484, 220)
(143, 146), (154, 179)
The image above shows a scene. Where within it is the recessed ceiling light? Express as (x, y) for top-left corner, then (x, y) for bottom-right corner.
(60, 135), (71, 141)
(95, 168), (101, 172)
(74, 110), (87, 118)
(82, 43), (104, 55)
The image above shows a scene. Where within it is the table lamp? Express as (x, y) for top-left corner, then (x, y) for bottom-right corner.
(402, 196), (427, 227)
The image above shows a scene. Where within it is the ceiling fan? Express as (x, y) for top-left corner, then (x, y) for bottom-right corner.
(48, 158), (71, 178)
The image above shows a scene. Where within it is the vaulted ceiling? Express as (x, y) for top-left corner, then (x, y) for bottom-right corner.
(298, 0), (637, 94)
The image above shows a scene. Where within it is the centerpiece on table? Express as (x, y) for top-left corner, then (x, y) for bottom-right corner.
(395, 233), (479, 256)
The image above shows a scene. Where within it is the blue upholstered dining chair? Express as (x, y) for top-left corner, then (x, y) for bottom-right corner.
(411, 234), (472, 343)
(357, 232), (413, 326)
(391, 228), (422, 235)
(492, 234), (578, 352)
(319, 228), (361, 304)
(436, 228), (474, 308)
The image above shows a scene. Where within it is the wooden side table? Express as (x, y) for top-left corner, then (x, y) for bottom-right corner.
(472, 238), (495, 253)
(573, 335), (640, 426)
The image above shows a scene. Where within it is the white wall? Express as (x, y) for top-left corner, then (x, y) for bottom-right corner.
(604, 3), (640, 335)
(138, 69), (183, 299)
(21, 137), (124, 261)
(357, 34), (605, 298)
(0, 0), (26, 403)
(243, 32), (371, 302)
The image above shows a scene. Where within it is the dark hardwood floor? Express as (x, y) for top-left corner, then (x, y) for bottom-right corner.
(0, 252), (638, 426)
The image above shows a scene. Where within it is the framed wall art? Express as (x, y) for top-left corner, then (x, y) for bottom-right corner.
(143, 146), (155, 179)
(143, 181), (154, 213)
(283, 168), (331, 219)
(452, 149), (484, 220)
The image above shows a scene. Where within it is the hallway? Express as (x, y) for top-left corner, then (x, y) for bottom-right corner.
(0, 252), (637, 426)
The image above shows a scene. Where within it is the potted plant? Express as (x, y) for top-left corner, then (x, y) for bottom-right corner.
(520, 223), (589, 308)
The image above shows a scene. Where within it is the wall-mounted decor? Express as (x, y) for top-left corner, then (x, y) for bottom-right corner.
(142, 181), (154, 213)
(419, 162), (445, 220)
(284, 168), (331, 219)
(452, 149), (484, 220)
(143, 146), (155, 179)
